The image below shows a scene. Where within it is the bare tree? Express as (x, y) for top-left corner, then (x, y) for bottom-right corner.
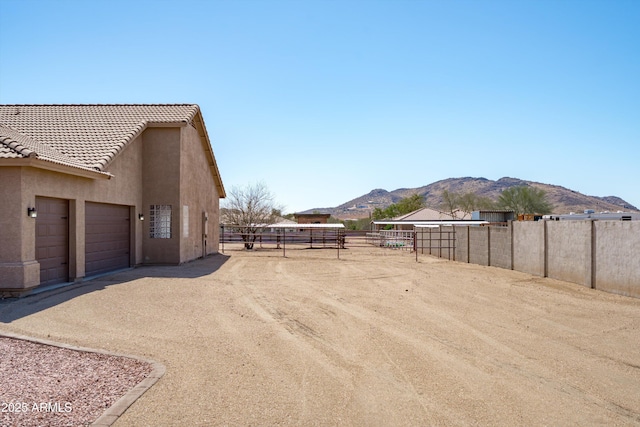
(222, 182), (281, 249)
(441, 190), (496, 218)
(440, 190), (461, 219)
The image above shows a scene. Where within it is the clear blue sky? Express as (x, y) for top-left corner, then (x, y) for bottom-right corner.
(1, 0), (638, 213)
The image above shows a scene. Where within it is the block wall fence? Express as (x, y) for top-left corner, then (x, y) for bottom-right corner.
(417, 221), (640, 299)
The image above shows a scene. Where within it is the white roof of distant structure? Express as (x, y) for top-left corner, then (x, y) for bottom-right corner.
(268, 223), (345, 229)
(414, 221), (489, 227)
(374, 220), (489, 227)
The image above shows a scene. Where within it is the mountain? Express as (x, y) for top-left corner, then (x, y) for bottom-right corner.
(299, 177), (639, 219)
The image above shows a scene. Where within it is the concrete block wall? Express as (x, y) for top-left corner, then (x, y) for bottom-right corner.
(513, 222), (545, 277)
(546, 221), (593, 287)
(469, 227), (489, 266)
(489, 226), (512, 270)
(454, 226), (469, 263)
(593, 221), (640, 298)
(452, 220), (640, 299)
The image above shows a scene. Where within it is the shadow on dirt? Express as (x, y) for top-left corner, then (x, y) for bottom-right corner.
(0, 253), (229, 323)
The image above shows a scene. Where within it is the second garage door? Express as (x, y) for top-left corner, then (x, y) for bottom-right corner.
(85, 202), (130, 277)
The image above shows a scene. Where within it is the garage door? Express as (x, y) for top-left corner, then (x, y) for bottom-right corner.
(85, 202), (130, 277)
(36, 197), (69, 286)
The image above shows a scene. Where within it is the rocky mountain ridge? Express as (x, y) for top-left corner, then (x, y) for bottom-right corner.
(300, 177), (638, 219)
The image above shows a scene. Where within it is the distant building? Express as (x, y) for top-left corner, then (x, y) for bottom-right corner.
(0, 104), (225, 295)
(544, 211), (640, 221)
(471, 210), (516, 223)
(294, 213), (331, 224)
(395, 207), (471, 221)
(372, 207), (484, 231)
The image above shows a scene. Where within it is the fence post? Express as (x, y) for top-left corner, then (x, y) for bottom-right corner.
(509, 221), (514, 270)
(487, 226), (491, 266)
(589, 219), (596, 289)
(543, 220), (548, 277)
(452, 227), (456, 261)
(220, 224), (224, 254)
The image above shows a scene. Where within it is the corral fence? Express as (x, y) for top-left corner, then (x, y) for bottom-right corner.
(364, 228), (457, 260)
(223, 220), (640, 299)
(414, 226), (457, 261)
(219, 226), (377, 258)
(366, 230), (415, 251)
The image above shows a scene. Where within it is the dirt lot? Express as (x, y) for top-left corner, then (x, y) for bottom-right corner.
(1, 245), (640, 426)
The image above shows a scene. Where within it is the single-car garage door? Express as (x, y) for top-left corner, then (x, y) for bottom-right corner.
(85, 202), (130, 277)
(36, 197), (69, 286)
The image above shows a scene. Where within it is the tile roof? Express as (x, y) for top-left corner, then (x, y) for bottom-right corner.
(0, 124), (111, 175)
(0, 104), (200, 173)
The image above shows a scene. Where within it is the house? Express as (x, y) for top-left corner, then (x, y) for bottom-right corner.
(373, 207), (474, 231)
(0, 104), (225, 296)
(396, 207), (472, 222)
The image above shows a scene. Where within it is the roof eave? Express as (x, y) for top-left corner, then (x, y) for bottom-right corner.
(191, 109), (226, 198)
(0, 158), (112, 180)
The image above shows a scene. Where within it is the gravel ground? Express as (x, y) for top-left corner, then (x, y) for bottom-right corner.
(1, 245), (639, 426)
(0, 337), (152, 426)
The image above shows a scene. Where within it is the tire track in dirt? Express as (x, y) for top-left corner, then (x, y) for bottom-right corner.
(254, 251), (640, 425)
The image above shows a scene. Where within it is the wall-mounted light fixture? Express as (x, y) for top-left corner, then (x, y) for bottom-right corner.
(138, 213), (145, 221)
(27, 207), (37, 218)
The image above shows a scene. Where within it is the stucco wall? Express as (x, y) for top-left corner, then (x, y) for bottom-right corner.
(546, 221), (592, 287)
(513, 221), (545, 277)
(593, 221), (640, 298)
(0, 167), (27, 264)
(0, 168), (40, 290)
(142, 127), (182, 264)
(179, 125), (220, 263)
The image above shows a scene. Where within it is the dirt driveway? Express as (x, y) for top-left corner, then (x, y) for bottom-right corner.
(1, 246), (639, 426)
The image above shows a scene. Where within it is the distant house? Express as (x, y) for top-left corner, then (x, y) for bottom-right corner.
(0, 104), (225, 296)
(294, 213), (331, 224)
(395, 207), (471, 221)
(373, 207), (474, 230)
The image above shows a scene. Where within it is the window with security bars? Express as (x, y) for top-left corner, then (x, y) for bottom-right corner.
(150, 205), (172, 238)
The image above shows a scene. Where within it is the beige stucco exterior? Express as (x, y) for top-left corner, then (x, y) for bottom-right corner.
(0, 123), (222, 295)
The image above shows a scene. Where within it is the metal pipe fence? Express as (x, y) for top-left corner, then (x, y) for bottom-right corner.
(372, 230), (415, 251)
(414, 226), (456, 261)
(221, 225), (355, 258)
